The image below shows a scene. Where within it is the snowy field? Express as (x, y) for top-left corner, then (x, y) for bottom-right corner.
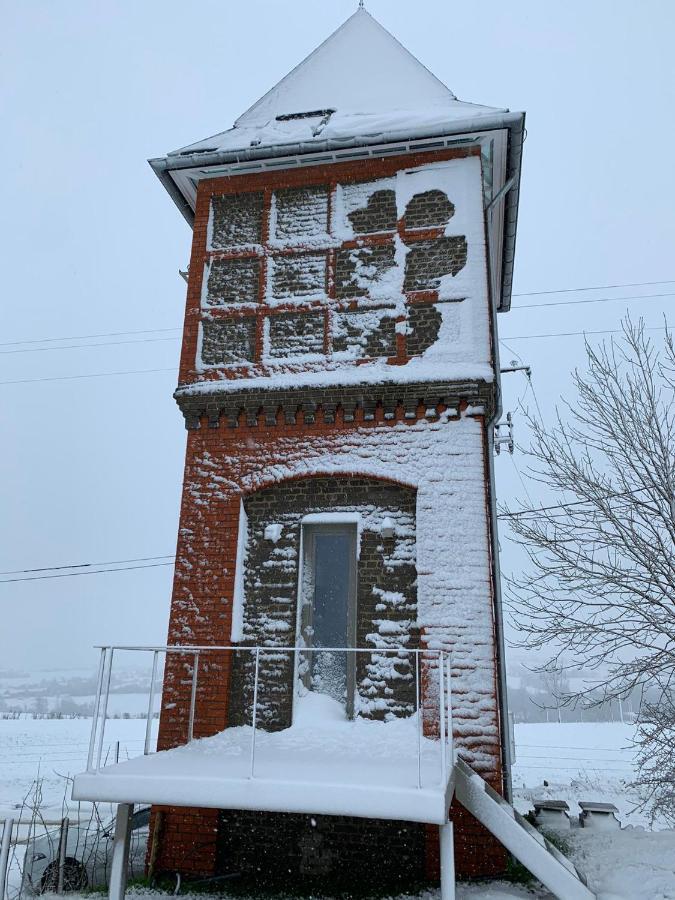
(1, 718), (674, 897)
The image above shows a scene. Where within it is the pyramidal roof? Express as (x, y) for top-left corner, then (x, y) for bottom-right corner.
(170, 8), (510, 158)
(235, 8), (457, 127)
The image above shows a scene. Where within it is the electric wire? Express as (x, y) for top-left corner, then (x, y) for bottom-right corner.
(2, 279), (674, 353)
(512, 278), (675, 297)
(513, 290), (675, 310)
(0, 367), (176, 386)
(0, 561), (175, 585)
(499, 486), (651, 520)
(0, 336), (179, 356)
(502, 323), (671, 342)
(0, 555), (175, 577)
(0, 327), (181, 348)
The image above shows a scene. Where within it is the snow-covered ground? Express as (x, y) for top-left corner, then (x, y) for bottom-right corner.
(1, 718), (674, 898)
(0, 716), (157, 822)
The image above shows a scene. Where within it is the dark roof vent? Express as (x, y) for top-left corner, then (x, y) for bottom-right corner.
(275, 109), (336, 122)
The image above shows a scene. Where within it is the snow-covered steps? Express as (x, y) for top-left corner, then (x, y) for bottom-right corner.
(454, 758), (595, 900)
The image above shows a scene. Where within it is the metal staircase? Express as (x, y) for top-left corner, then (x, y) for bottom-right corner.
(454, 758), (595, 900)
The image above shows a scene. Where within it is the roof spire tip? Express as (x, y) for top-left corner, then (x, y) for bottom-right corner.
(358, 0), (365, 8)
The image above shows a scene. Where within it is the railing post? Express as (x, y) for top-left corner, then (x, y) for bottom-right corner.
(144, 650), (159, 755)
(95, 647), (114, 771)
(188, 651), (200, 743)
(0, 818), (13, 900)
(415, 650), (422, 789)
(250, 647), (260, 779)
(446, 654), (454, 764)
(439, 651), (447, 786)
(86, 647), (107, 772)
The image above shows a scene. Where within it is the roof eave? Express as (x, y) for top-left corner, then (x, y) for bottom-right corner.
(149, 109), (526, 310)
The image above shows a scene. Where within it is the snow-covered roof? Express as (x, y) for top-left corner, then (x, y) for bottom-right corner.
(170, 8), (509, 159)
(149, 8), (525, 310)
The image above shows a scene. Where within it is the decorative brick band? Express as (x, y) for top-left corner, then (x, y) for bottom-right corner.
(174, 379), (495, 430)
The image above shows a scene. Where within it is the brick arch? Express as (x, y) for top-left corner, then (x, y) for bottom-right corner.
(228, 474), (419, 731)
(238, 467), (419, 497)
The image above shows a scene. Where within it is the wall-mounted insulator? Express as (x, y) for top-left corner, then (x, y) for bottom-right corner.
(494, 412), (514, 455)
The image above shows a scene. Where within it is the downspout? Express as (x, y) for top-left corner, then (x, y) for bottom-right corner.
(486, 255), (513, 804)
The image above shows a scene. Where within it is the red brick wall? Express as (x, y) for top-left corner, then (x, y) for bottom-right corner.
(152, 146), (507, 883)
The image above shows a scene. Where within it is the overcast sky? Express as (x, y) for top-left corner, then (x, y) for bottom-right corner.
(2, 0), (674, 674)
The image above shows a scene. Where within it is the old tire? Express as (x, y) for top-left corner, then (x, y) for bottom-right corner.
(39, 857), (88, 894)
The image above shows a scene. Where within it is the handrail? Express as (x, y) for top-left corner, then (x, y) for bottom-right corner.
(94, 644), (439, 653)
(85, 644), (454, 792)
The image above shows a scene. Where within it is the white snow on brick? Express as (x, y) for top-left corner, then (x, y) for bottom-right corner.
(190, 154), (491, 387)
(176, 413), (499, 773)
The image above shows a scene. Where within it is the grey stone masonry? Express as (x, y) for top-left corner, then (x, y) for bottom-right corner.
(271, 252), (327, 300)
(267, 311), (325, 358)
(216, 808), (425, 890)
(406, 303), (443, 356)
(274, 186), (329, 240)
(210, 192), (264, 250)
(201, 318), (256, 366)
(228, 476), (418, 730)
(205, 257), (260, 306)
(175, 378), (494, 429)
(333, 308), (397, 358)
(346, 188), (397, 234)
(335, 244), (396, 299)
(403, 236), (468, 292)
(404, 190), (455, 229)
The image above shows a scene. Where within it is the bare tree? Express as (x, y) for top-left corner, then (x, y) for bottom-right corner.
(504, 318), (675, 823)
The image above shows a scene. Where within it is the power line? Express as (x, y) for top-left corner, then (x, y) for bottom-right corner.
(0, 555), (175, 577)
(0, 327), (181, 348)
(0, 336), (179, 356)
(514, 290), (675, 311)
(1, 280), (673, 351)
(512, 279), (675, 297)
(0, 367), (176, 386)
(0, 561), (175, 584)
(499, 486), (650, 520)
(501, 323), (671, 342)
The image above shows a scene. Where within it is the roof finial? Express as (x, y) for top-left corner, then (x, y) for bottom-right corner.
(358, 0), (365, 8)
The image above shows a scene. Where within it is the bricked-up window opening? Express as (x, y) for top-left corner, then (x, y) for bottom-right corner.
(300, 524), (357, 719)
(197, 154), (475, 372)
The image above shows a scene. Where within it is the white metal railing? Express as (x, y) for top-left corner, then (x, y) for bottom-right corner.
(86, 645), (454, 791)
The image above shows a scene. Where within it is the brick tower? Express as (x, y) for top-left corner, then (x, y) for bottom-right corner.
(149, 8), (524, 889)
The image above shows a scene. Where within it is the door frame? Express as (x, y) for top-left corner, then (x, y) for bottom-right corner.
(293, 514), (360, 721)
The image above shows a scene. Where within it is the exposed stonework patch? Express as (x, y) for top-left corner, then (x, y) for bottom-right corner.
(205, 258), (260, 306)
(201, 319), (256, 366)
(404, 190), (455, 229)
(335, 244), (397, 299)
(403, 236), (468, 292)
(406, 304), (443, 356)
(210, 192), (264, 250)
(216, 809), (425, 890)
(271, 252), (327, 300)
(228, 477), (418, 730)
(267, 312), (325, 359)
(347, 188), (397, 234)
(274, 186), (329, 241)
(333, 308), (397, 358)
